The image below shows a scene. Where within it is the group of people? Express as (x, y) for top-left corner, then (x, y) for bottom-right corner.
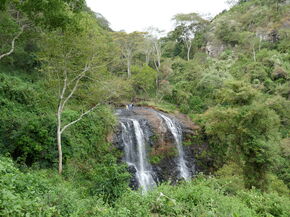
(126, 103), (134, 110)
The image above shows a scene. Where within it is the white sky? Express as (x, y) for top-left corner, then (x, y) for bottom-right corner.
(86, 0), (230, 33)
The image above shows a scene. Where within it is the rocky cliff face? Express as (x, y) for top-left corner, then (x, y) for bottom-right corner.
(205, 1), (290, 58)
(113, 107), (211, 190)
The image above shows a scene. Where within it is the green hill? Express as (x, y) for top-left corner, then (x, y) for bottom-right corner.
(0, 0), (289, 216)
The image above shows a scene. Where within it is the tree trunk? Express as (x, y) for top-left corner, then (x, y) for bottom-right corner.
(252, 47), (256, 62)
(153, 42), (161, 71)
(157, 58), (161, 69)
(154, 60), (160, 72)
(187, 43), (191, 61)
(57, 105), (63, 174)
(55, 66), (96, 175)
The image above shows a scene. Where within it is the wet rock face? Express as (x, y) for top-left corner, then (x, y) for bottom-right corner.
(113, 107), (209, 189)
(127, 165), (138, 190)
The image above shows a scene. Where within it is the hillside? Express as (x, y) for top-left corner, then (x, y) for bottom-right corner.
(0, 0), (289, 216)
(207, 0), (290, 57)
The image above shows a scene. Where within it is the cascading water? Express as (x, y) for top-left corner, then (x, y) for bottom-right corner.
(120, 118), (156, 192)
(158, 113), (191, 180)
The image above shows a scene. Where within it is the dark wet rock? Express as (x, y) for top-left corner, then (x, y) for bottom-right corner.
(112, 106), (211, 189)
(127, 165), (139, 190)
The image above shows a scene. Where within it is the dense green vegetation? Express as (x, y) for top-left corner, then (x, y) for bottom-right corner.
(1, 157), (290, 216)
(0, 0), (289, 216)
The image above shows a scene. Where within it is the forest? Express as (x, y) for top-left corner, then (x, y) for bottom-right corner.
(0, 0), (290, 216)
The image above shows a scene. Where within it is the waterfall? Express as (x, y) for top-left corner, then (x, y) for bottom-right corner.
(116, 107), (194, 191)
(120, 119), (156, 192)
(158, 113), (191, 180)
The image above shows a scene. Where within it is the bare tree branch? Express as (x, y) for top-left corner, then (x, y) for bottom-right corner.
(61, 103), (100, 134)
(0, 25), (25, 61)
(67, 63), (90, 86)
(61, 66), (90, 111)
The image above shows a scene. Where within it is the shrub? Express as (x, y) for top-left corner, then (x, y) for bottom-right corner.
(112, 176), (290, 216)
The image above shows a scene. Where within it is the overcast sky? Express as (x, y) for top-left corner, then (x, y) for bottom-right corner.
(86, 0), (230, 33)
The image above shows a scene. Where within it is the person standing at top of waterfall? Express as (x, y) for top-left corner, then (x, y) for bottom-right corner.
(125, 103), (135, 111)
(127, 103), (134, 110)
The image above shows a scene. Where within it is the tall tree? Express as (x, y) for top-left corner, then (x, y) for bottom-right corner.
(142, 27), (165, 91)
(145, 27), (165, 72)
(173, 13), (208, 61)
(142, 34), (154, 65)
(39, 14), (111, 174)
(113, 31), (145, 77)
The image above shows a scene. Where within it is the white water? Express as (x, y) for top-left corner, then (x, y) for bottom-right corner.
(120, 119), (156, 192)
(159, 113), (191, 180)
